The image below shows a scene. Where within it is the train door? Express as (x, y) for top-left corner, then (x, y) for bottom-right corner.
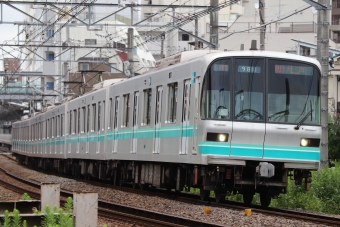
(132, 92), (139, 153)
(193, 76), (200, 154)
(180, 80), (191, 155)
(230, 58), (265, 158)
(89, 103), (97, 154)
(153, 86), (163, 154)
(97, 101), (105, 154)
(67, 111), (72, 154)
(113, 97), (119, 153)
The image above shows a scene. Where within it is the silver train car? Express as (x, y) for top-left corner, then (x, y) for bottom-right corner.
(11, 50), (321, 206)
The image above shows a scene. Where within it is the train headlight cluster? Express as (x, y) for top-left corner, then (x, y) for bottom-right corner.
(207, 133), (229, 142)
(300, 138), (320, 147)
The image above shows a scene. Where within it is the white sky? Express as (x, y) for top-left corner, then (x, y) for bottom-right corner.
(1, 4), (23, 70)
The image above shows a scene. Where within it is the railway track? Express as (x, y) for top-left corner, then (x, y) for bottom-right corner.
(0, 154), (339, 226)
(0, 166), (224, 227)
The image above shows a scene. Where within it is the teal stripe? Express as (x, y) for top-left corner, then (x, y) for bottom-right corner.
(231, 143), (263, 158)
(264, 146), (320, 161)
(198, 142), (230, 155)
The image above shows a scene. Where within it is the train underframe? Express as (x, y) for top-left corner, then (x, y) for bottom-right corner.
(14, 155), (312, 207)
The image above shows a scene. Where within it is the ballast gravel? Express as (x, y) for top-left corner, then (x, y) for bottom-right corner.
(0, 154), (334, 227)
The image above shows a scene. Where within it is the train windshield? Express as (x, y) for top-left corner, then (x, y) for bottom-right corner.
(234, 58), (264, 121)
(201, 59), (231, 119)
(268, 59), (320, 125)
(201, 57), (320, 125)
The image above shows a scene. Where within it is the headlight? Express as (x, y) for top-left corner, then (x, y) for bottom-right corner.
(218, 134), (227, 142)
(206, 133), (229, 142)
(300, 138), (309, 147)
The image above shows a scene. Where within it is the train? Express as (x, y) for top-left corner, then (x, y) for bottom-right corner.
(11, 49), (321, 206)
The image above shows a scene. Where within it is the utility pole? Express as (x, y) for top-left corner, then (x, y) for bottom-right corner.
(316, 0), (330, 169)
(161, 33), (165, 58)
(195, 17), (198, 50)
(127, 28), (134, 77)
(259, 0), (265, 50)
(210, 0), (218, 50)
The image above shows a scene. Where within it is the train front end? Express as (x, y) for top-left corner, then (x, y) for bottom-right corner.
(198, 52), (321, 206)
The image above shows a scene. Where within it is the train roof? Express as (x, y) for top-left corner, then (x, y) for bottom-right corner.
(151, 50), (321, 72)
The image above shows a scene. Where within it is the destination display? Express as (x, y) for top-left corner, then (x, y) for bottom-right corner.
(237, 66), (261, 73)
(213, 63), (229, 71)
(274, 65), (313, 75)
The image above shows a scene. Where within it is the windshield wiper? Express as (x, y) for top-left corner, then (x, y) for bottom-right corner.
(294, 109), (313, 130)
(268, 110), (289, 121)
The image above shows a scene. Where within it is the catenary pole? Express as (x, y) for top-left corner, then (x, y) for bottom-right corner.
(259, 0), (265, 50)
(316, 0), (330, 169)
(210, 0), (218, 49)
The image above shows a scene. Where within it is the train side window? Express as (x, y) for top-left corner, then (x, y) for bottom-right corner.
(51, 118), (54, 138)
(167, 82), (178, 123)
(49, 118), (52, 138)
(61, 114), (64, 136)
(142, 89), (152, 126)
(82, 107), (86, 133)
(69, 111), (72, 135)
(109, 98), (113, 129)
(98, 102), (101, 131)
(73, 110), (77, 134)
(78, 108), (81, 134)
(133, 92), (139, 127)
(155, 87), (163, 124)
(55, 116), (58, 137)
(92, 104), (96, 132)
(122, 94), (130, 128)
(102, 101), (105, 130)
(57, 115), (60, 137)
(87, 105), (90, 133)
(114, 97), (119, 129)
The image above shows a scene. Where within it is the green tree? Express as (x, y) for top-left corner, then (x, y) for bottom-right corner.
(328, 114), (340, 159)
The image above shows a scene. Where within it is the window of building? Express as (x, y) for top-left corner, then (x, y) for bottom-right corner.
(46, 52), (55, 61)
(81, 63), (89, 71)
(46, 30), (54, 38)
(85, 39), (97, 45)
(142, 89), (152, 125)
(182, 34), (189, 41)
(122, 94), (130, 127)
(110, 63), (118, 73)
(286, 50), (297, 55)
(167, 82), (178, 123)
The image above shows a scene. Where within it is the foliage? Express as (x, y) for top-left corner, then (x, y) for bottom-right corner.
(1, 209), (26, 227)
(64, 197), (73, 214)
(21, 193), (31, 201)
(42, 205), (56, 227)
(57, 208), (73, 227)
(310, 165), (340, 214)
(328, 114), (340, 159)
(11, 209), (22, 227)
(2, 210), (11, 227)
(272, 163), (340, 214)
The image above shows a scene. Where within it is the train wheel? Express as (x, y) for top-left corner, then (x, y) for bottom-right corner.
(243, 193), (254, 206)
(200, 188), (210, 201)
(260, 192), (271, 207)
(214, 190), (225, 203)
(139, 183), (146, 190)
(132, 181), (137, 189)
